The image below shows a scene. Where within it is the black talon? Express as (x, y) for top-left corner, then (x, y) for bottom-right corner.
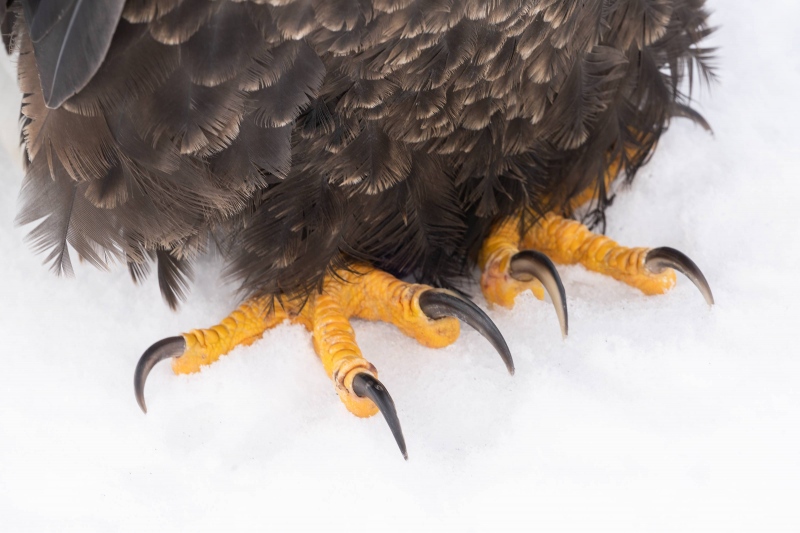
(134, 336), (186, 414)
(352, 373), (407, 460)
(645, 247), (715, 306)
(509, 250), (569, 338)
(418, 290), (514, 375)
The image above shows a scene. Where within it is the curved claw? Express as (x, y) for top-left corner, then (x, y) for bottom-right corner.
(418, 290), (514, 375)
(134, 336), (186, 414)
(352, 373), (407, 460)
(509, 250), (569, 338)
(645, 247), (714, 306)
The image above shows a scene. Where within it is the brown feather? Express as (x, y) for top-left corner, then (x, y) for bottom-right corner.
(11, 0), (715, 306)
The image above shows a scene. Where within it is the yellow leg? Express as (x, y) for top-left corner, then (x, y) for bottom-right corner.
(478, 132), (720, 312)
(523, 213), (676, 295)
(478, 216), (545, 309)
(167, 266), (463, 417)
(478, 149), (635, 310)
(479, 209), (678, 310)
(136, 264), (514, 457)
(174, 297), (287, 374)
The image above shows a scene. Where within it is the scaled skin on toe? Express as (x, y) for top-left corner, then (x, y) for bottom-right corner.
(478, 216), (546, 309)
(524, 213), (677, 295)
(174, 298), (285, 375)
(478, 155), (623, 310)
(170, 266), (461, 418)
(479, 210), (677, 311)
(478, 146), (677, 310)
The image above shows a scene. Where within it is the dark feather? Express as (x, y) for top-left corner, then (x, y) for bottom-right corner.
(148, 0), (217, 45)
(211, 118), (292, 187)
(62, 20), (179, 115)
(123, 0), (183, 24)
(180, 3), (264, 87)
(2, 6), (16, 53)
(16, 154), (127, 275)
(18, 34), (116, 182)
(329, 120), (412, 194)
(313, 0), (367, 32)
(156, 249), (192, 310)
(542, 46), (629, 150)
(250, 42), (325, 128)
(21, 0), (126, 108)
(606, 0), (673, 49)
(83, 162), (130, 209)
(272, 0), (317, 40)
(135, 69), (247, 156)
(11, 0), (715, 308)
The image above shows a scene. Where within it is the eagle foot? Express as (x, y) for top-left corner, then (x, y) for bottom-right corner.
(479, 220), (569, 337)
(479, 212), (714, 316)
(134, 265), (512, 459)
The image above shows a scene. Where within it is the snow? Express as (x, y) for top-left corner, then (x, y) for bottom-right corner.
(1, 2), (799, 530)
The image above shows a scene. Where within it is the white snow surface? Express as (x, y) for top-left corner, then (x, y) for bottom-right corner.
(1, 2), (799, 531)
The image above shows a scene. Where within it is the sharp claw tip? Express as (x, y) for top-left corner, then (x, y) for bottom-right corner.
(503, 354), (515, 375)
(133, 336), (185, 414)
(510, 250), (569, 341)
(352, 373), (407, 460)
(645, 247), (714, 307)
(418, 290), (514, 374)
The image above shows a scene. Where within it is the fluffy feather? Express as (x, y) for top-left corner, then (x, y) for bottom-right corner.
(21, 0), (127, 108)
(10, 0), (714, 304)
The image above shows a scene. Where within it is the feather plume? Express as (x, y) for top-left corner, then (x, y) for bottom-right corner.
(11, 0), (715, 308)
(541, 46), (629, 150)
(328, 120), (412, 194)
(148, 0), (218, 44)
(62, 20), (179, 115)
(181, 3), (265, 87)
(123, 0), (184, 24)
(134, 70), (247, 156)
(156, 249), (193, 310)
(250, 42), (325, 127)
(21, 0), (126, 108)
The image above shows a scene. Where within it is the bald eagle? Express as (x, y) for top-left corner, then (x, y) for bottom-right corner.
(5, 0), (714, 458)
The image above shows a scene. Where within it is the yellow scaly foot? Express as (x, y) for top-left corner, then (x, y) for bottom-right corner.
(479, 210), (714, 316)
(134, 265), (512, 459)
(480, 144), (713, 314)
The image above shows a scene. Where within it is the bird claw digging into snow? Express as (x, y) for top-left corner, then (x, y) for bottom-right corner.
(135, 266), (519, 459)
(135, 210), (712, 459)
(6, 0), (715, 458)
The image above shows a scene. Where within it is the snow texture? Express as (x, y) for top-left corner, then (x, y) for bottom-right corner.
(1, 2), (799, 531)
